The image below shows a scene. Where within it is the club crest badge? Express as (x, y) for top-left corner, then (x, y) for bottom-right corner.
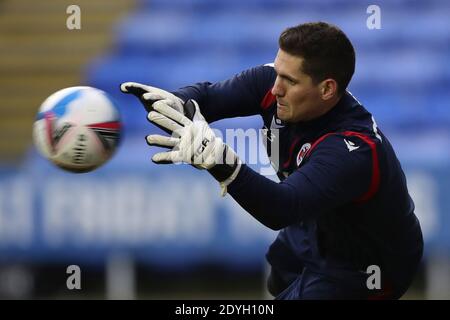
(296, 143), (311, 167)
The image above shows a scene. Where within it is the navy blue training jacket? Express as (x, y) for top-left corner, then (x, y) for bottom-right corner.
(173, 64), (423, 297)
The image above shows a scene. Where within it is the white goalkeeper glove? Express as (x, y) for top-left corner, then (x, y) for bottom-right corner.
(146, 99), (242, 196)
(120, 82), (184, 113)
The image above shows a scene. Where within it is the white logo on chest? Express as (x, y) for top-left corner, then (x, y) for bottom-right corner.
(344, 139), (360, 152)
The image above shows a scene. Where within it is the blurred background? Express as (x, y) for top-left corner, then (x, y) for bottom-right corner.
(0, 0), (449, 299)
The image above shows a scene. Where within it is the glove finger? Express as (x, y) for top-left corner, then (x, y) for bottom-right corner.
(142, 92), (166, 101)
(120, 82), (149, 94)
(148, 111), (183, 133)
(146, 119), (176, 136)
(152, 100), (192, 127)
(142, 92), (167, 107)
(120, 82), (155, 112)
(149, 97), (181, 112)
(152, 151), (180, 164)
(152, 103), (189, 127)
(146, 134), (179, 148)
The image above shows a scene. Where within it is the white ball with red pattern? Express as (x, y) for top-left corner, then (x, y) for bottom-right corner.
(33, 86), (122, 173)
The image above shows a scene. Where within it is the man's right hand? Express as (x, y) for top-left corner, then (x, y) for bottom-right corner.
(120, 82), (184, 113)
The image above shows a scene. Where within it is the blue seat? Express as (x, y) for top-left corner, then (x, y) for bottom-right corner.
(86, 0), (450, 134)
(136, 0), (449, 12)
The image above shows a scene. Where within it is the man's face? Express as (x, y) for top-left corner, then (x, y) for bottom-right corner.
(272, 49), (325, 123)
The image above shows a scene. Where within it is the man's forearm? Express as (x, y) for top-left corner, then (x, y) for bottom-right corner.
(227, 164), (301, 230)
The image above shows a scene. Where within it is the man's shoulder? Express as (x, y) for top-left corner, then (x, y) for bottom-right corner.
(233, 63), (277, 112)
(239, 63), (276, 84)
(308, 132), (375, 156)
(333, 91), (385, 146)
(301, 130), (384, 177)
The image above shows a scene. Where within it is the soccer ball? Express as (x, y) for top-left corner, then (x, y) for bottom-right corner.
(33, 86), (122, 173)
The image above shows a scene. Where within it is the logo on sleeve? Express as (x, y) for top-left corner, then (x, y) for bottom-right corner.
(344, 139), (360, 152)
(296, 143), (311, 166)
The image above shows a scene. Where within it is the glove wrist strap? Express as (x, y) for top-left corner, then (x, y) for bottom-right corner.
(218, 160), (242, 197)
(207, 145), (242, 195)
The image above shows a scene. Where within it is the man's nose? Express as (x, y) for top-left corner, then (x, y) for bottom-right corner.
(271, 77), (284, 96)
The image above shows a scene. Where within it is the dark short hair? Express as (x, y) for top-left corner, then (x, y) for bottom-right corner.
(279, 22), (355, 95)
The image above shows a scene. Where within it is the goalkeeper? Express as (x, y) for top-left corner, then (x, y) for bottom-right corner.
(121, 22), (423, 299)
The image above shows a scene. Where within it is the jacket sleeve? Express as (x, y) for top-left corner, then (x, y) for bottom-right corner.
(172, 64), (275, 123)
(226, 134), (376, 230)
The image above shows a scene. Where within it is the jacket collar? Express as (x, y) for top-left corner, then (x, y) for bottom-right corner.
(291, 91), (356, 132)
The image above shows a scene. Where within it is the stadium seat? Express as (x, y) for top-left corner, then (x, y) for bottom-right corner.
(85, 0), (450, 134)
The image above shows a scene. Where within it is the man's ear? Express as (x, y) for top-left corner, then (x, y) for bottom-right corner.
(320, 79), (338, 100)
